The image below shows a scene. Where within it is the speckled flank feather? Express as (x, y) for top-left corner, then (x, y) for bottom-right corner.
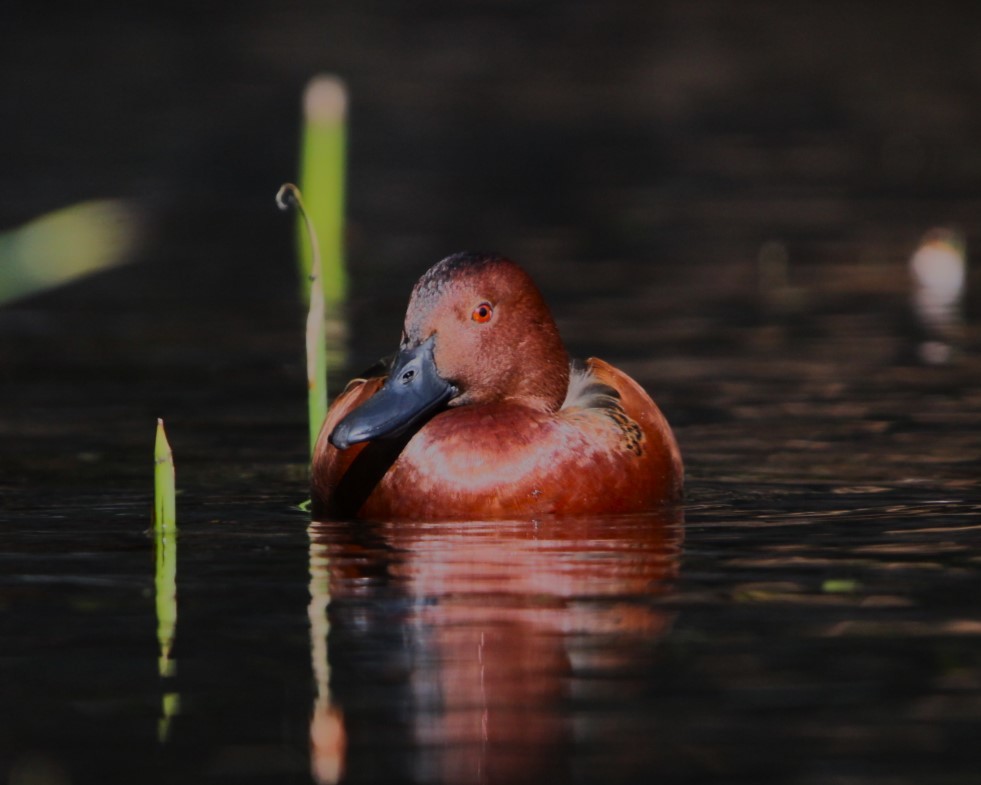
(563, 361), (646, 456)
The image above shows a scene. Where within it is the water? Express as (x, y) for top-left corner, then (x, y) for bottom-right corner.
(3, 263), (978, 784)
(3, 2), (981, 784)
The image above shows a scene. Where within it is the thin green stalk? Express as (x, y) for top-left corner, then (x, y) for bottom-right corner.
(278, 184), (328, 453)
(153, 418), (176, 530)
(298, 74), (347, 305)
(155, 521), (177, 678)
(152, 418), (179, 741)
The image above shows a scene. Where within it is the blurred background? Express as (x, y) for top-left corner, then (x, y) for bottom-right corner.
(5, 1), (981, 266)
(3, 0), (980, 489)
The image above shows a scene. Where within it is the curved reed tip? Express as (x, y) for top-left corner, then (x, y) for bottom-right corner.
(276, 183), (301, 211)
(304, 74), (347, 123)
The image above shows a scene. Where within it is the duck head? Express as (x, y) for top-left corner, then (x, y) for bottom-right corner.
(329, 253), (570, 450)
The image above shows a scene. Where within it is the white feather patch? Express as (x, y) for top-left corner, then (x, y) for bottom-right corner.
(560, 362), (620, 411)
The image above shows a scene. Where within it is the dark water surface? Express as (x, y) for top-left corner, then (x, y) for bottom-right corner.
(3, 2), (981, 784)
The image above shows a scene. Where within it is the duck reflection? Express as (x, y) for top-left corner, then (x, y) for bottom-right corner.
(308, 510), (682, 785)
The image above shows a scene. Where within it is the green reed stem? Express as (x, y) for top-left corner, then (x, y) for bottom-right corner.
(152, 419), (179, 741)
(297, 75), (347, 306)
(153, 418), (176, 530)
(277, 184), (328, 454)
(0, 199), (141, 306)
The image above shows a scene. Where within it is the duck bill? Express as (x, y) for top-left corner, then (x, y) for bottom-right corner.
(329, 336), (456, 450)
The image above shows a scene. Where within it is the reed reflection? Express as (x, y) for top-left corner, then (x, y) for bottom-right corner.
(308, 524), (347, 785)
(308, 509), (682, 785)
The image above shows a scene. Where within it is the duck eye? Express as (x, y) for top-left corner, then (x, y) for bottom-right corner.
(471, 302), (493, 323)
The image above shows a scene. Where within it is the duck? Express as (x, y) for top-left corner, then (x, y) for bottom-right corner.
(311, 252), (683, 520)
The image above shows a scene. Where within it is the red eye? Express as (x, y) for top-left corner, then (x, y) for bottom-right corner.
(471, 302), (493, 323)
